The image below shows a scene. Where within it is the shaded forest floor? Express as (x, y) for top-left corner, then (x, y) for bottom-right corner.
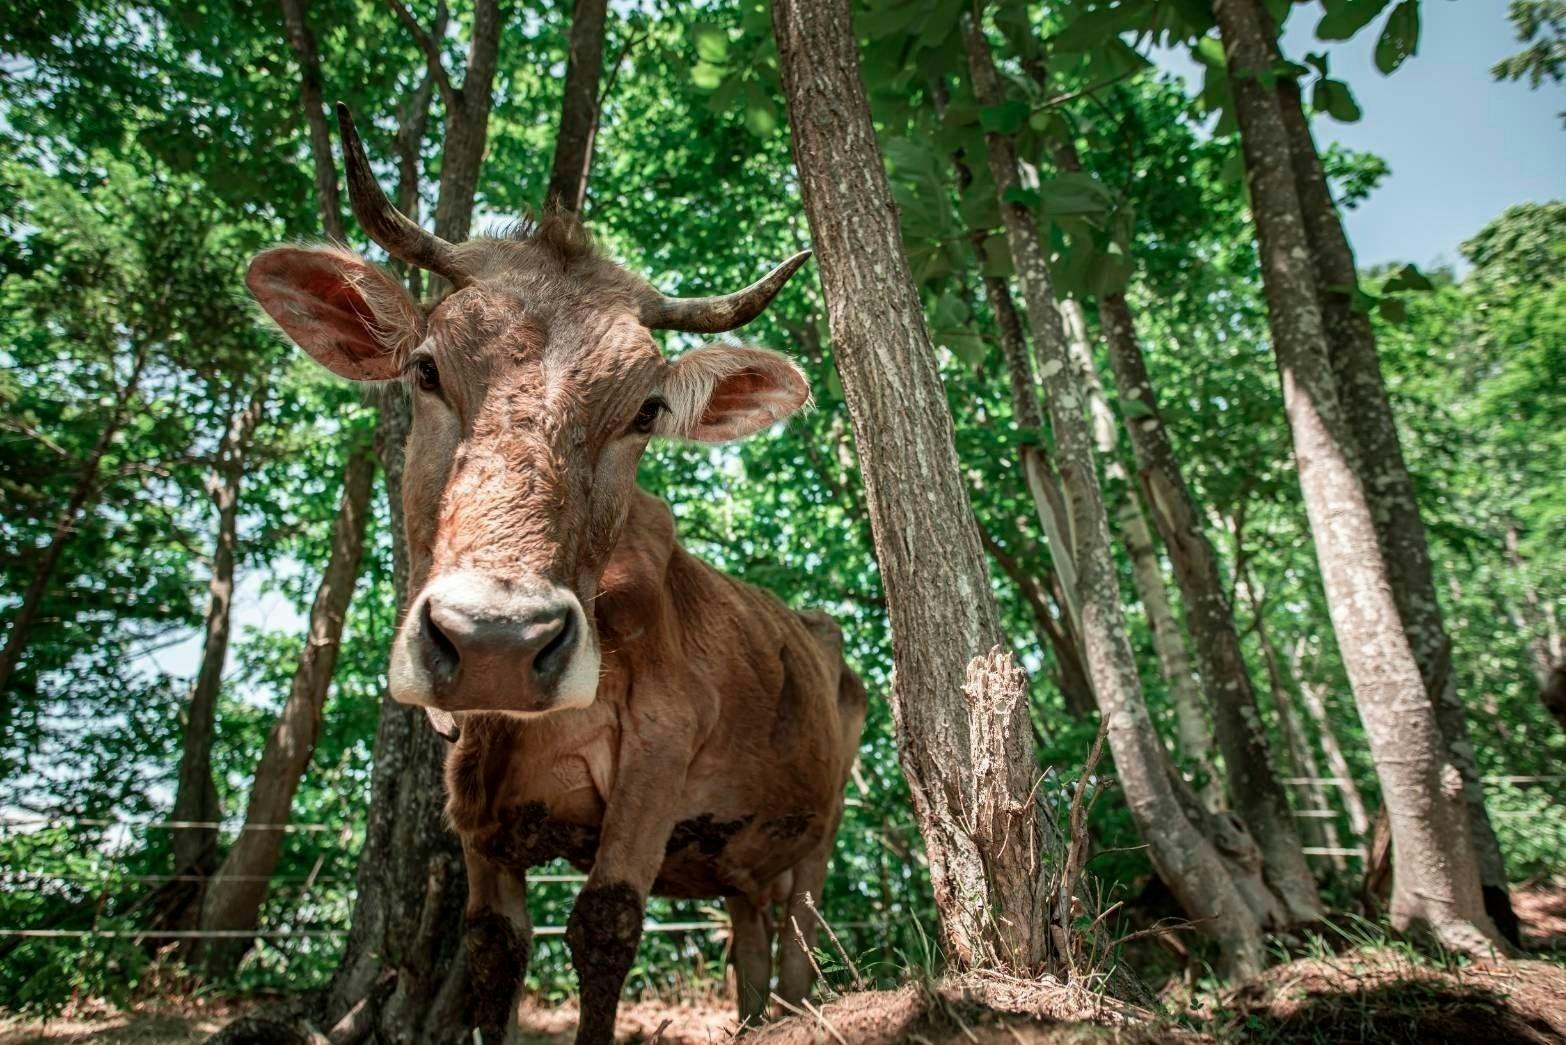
(5, 881), (1565, 1044)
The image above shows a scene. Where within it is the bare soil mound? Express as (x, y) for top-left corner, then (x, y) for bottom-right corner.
(749, 973), (1173, 1045)
(1217, 954), (1566, 1043)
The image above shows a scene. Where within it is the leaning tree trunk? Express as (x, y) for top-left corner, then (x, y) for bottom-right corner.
(1236, 567), (1345, 867)
(280, 0), (344, 242)
(960, 15), (1275, 976)
(545, 0), (608, 213)
(1043, 122), (1319, 919)
(773, 0), (1073, 976)
(1058, 295), (1222, 809)
(196, 440), (376, 974)
(0, 341), (151, 713)
(1269, 63), (1517, 947)
(165, 378), (268, 925)
(1213, 0), (1501, 953)
(1290, 639), (1372, 842)
(316, 1), (505, 1033)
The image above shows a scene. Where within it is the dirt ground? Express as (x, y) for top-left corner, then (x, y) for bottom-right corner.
(6, 882), (1566, 1044)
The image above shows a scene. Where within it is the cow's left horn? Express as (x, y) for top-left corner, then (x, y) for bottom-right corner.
(336, 102), (470, 288)
(641, 251), (812, 333)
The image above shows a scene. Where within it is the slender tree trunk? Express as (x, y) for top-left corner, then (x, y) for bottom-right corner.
(315, 3), (504, 1029)
(0, 343), (151, 708)
(1213, 0), (1501, 952)
(545, 0), (608, 213)
(977, 526), (1096, 719)
(1290, 639), (1372, 842)
(774, 0), (1073, 976)
(196, 441), (375, 973)
(1506, 525), (1563, 689)
(960, 15), (1272, 976)
(168, 379), (269, 903)
(1042, 122), (1318, 916)
(279, 0), (344, 242)
(1270, 65), (1518, 947)
(1237, 570), (1345, 868)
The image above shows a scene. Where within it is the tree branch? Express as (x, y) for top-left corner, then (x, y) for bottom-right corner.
(385, 0), (458, 112)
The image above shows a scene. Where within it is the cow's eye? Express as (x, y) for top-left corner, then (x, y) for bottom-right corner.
(414, 357), (440, 394)
(631, 397), (666, 435)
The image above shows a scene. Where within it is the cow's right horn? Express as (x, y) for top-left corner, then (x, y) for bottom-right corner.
(336, 103), (469, 288)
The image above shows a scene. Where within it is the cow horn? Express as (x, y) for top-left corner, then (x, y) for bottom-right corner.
(335, 102), (469, 287)
(641, 251), (812, 333)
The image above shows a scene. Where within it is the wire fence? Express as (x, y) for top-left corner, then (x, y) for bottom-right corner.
(2, 774), (1558, 947)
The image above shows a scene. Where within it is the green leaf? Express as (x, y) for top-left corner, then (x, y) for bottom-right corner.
(1304, 51), (1330, 77)
(691, 61), (726, 91)
(942, 330), (988, 366)
(692, 22), (729, 64)
(1316, 0), (1392, 42)
(1377, 295), (1408, 324)
(1052, 0), (1155, 54)
(1121, 397), (1156, 420)
(1383, 262), (1434, 293)
(1375, 0), (1420, 74)
(979, 100), (1030, 135)
(1002, 184), (1042, 208)
(1311, 78), (1362, 123)
(1037, 172), (1112, 216)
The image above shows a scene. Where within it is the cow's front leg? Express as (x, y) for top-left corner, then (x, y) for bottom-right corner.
(566, 738), (691, 1045)
(463, 838), (533, 1042)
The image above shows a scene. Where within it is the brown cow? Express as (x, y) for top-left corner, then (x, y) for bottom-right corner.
(246, 106), (865, 1045)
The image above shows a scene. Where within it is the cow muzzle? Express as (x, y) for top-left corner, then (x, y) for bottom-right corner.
(389, 570), (600, 714)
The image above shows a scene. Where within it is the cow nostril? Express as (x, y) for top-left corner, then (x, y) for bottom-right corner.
(532, 609), (576, 680)
(422, 599), (460, 678)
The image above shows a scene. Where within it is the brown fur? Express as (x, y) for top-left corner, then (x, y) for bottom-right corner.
(251, 216), (863, 1044)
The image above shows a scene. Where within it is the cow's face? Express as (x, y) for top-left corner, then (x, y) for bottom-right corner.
(247, 221), (809, 715)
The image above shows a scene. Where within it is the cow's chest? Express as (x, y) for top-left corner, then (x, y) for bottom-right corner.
(462, 713), (829, 899)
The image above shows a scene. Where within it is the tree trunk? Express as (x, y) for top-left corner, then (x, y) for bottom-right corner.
(960, 15), (1272, 976)
(545, 0), (608, 214)
(1213, 0), (1501, 953)
(279, 0), (344, 242)
(977, 526), (1096, 720)
(0, 343), (151, 710)
(1044, 123), (1318, 918)
(773, 0), (1071, 976)
(167, 378), (268, 915)
(1270, 62), (1518, 948)
(1290, 639), (1372, 842)
(311, 2), (503, 1030)
(195, 440), (375, 973)
(1237, 569), (1345, 869)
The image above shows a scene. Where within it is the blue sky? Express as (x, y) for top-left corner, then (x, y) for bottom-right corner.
(1154, 1), (1565, 272)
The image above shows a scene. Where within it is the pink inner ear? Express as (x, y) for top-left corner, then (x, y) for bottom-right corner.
(300, 270), (383, 362)
(248, 248), (408, 382)
(699, 369), (775, 427)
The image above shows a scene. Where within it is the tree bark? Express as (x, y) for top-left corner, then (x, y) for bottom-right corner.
(196, 440), (376, 973)
(773, 0), (1071, 976)
(279, 0), (344, 242)
(168, 378), (269, 910)
(1237, 568), (1345, 868)
(960, 15), (1272, 976)
(311, 4), (504, 1034)
(1213, 0), (1501, 953)
(1270, 62), (1517, 947)
(1043, 124), (1318, 918)
(1290, 639), (1372, 842)
(977, 526), (1096, 720)
(545, 0), (609, 214)
(0, 342), (151, 710)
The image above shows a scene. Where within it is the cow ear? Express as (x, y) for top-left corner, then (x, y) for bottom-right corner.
(246, 246), (422, 382)
(663, 345), (811, 443)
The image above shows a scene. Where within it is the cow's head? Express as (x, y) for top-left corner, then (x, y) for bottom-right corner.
(247, 106), (810, 715)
